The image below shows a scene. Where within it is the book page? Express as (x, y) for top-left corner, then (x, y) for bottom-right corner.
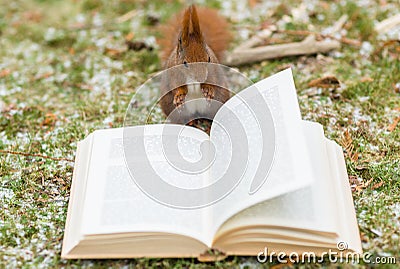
(207, 69), (316, 242)
(62, 134), (94, 256)
(214, 121), (340, 243)
(80, 125), (214, 245)
(325, 139), (362, 253)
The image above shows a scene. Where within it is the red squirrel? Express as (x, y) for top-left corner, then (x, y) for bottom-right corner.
(157, 5), (232, 123)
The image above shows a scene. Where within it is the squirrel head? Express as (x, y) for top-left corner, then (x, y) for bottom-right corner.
(176, 5), (216, 66)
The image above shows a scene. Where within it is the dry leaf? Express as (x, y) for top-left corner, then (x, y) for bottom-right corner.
(364, 178), (374, 187)
(353, 178), (374, 194)
(341, 130), (353, 149)
(0, 69), (11, 78)
(372, 180), (384, 190)
(248, 0), (261, 8)
(23, 11), (43, 22)
(77, 83), (93, 91)
(361, 77), (374, 82)
(308, 76), (341, 89)
(387, 116), (400, 132)
(41, 113), (57, 126)
(125, 32), (134, 41)
(373, 40), (400, 60)
(360, 232), (368, 243)
(33, 72), (53, 81)
(341, 129), (359, 162)
(105, 47), (125, 57)
(319, 1), (330, 10)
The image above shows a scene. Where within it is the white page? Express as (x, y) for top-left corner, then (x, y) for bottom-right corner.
(80, 125), (214, 244)
(207, 68), (315, 243)
(215, 121), (339, 238)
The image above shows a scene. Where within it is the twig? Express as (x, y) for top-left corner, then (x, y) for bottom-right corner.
(233, 27), (276, 51)
(276, 29), (361, 46)
(116, 10), (139, 23)
(225, 14), (355, 65)
(223, 35), (340, 66)
(330, 14), (349, 35)
(375, 13), (400, 33)
(0, 149), (74, 162)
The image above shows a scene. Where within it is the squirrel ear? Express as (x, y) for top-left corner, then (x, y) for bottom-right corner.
(181, 5), (202, 44)
(177, 33), (183, 54)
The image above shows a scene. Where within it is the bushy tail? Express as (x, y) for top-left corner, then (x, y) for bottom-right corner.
(157, 5), (232, 62)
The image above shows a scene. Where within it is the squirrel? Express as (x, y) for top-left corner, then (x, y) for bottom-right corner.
(157, 5), (232, 124)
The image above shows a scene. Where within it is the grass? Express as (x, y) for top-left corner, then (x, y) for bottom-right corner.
(0, 0), (399, 268)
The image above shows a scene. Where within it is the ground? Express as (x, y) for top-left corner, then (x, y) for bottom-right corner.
(0, 0), (399, 268)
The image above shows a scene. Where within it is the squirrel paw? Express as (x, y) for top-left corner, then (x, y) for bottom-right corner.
(202, 85), (215, 101)
(173, 88), (187, 108)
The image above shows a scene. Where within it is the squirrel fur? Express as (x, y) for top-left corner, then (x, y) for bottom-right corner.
(157, 5), (232, 123)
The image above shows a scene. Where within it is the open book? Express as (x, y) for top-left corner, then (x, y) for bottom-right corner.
(61, 69), (362, 259)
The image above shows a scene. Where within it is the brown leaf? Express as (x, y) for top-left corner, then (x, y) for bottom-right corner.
(354, 185), (364, 194)
(23, 11), (43, 23)
(351, 152), (359, 162)
(360, 232), (368, 243)
(355, 164), (368, 170)
(33, 72), (53, 81)
(77, 83), (93, 91)
(0, 69), (11, 78)
(387, 116), (400, 132)
(371, 180), (384, 190)
(308, 76), (341, 89)
(248, 0), (261, 8)
(364, 178), (374, 187)
(373, 40), (400, 60)
(353, 178), (373, 194)
(105, 47), (125, 57)
(125, 32), (134, 41)
(341, 130), (353, 154)
(361, 77), (374, 82)
(341, 129), (360, 162)
(41, 113), (57, 126)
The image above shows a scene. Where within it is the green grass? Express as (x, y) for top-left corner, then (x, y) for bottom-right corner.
(0, 0), (399, 268)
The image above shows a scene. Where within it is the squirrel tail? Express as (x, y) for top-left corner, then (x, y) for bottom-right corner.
(157, 5), (232, 62)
